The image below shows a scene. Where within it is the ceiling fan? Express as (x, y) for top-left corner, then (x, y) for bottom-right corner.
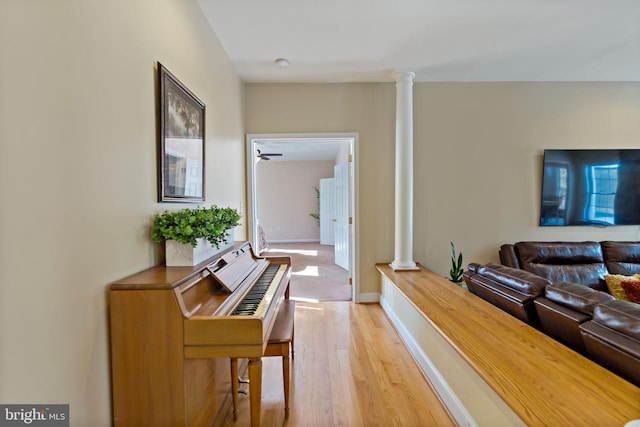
(256, 149), (283, 161)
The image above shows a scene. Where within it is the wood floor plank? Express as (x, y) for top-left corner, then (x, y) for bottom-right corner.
(220, 301), (455, 426)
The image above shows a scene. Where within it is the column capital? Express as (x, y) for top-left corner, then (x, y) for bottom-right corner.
(393, 70), (416, 84)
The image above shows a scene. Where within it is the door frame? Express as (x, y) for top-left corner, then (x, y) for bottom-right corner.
(245, 133), (360, 302)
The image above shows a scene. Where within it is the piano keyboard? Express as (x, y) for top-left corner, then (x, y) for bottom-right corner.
(233, 263), (288, 317)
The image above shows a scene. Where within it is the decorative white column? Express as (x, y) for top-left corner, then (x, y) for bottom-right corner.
(390, 71), (418, 271)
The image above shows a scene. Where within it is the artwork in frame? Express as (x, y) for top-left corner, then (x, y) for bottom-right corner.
(157, 62), (205, 202)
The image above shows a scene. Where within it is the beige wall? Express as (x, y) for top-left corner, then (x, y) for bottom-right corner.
(245, 82), (640, 293)
(257, 161), (334, 242)
(0, 0), (244, 424)
(245, 83), (397, 295)
(414, 82), (640, 274)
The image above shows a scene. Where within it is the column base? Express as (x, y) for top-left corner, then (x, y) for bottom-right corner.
(390, 260), (419, 271)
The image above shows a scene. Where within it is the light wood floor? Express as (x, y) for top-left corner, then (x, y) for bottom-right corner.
(220, 301), (455, 426)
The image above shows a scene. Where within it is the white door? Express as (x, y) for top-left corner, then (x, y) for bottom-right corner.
(334, 162), (349, 270)
(319, 178), (335, 245)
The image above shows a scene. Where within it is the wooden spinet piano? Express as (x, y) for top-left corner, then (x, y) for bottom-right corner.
(109, 242), (292, 427)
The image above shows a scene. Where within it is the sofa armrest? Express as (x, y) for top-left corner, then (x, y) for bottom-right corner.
(477, 263), (550, 297)
(592, 300), (640, 341)
(544, 281), (614, 316)
(499, 244), (520, 268)
(533, 282), (612, 354)
(466, 262), (480, 273)
(465, 263), (549, 327)
(534, 297), (591, 354)
(580, 299), (640, 387)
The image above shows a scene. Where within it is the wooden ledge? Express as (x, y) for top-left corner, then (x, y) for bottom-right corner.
(377, 263), (640, 426)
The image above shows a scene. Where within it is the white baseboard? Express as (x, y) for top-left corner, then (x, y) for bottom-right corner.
(356, 292), (380, 303)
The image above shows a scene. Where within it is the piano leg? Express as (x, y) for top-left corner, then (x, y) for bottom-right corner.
(282, 354), (290, 418)
(248, 357), (262, 427)
(230, 358), (238, 421)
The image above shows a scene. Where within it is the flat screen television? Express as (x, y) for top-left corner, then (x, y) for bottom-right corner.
(540, 149), (640, 226)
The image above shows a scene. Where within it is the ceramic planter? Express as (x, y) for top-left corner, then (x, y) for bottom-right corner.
(165, 230), (234, 266)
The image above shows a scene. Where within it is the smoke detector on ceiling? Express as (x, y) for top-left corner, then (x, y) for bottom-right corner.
(275, 58), (289, 68)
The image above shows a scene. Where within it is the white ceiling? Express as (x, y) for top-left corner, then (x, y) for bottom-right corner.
(254, 138), (350, 162)
(197, 0), (640, 83)
(199, 0), (640, 161)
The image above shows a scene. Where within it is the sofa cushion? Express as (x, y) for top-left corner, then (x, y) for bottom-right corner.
(545, 281), (614, 315)
(477, 263), (549, 296)
(601, 241), (640, 275)
(604, 274), (639, 301)
(514, 241), (607, 290)
(621, 280), (640, 304)
(592, 300), (640, 341)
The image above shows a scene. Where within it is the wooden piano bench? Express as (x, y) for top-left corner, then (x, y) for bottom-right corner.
(231, 299), (296, 420)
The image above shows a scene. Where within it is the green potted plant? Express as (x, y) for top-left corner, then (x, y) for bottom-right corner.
(448, 242), (464, 287)
(151, 205), (241, 266)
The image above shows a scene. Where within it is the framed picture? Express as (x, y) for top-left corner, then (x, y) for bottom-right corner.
(157, 62), (205, 202)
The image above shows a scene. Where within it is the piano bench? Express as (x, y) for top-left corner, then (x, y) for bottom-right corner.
(265, 300), (295, 358)
(231, 300), (296, 420)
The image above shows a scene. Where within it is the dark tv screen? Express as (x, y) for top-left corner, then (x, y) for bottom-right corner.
(540, 149), (640, 226)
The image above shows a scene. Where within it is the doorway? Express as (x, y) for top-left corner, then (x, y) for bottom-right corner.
(245, 133), (359, 302)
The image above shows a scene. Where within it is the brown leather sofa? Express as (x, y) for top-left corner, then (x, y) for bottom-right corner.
(499, 241), (640, 281)
(463, 240), (640, 386)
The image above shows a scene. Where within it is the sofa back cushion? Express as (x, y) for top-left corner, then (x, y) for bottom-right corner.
(601, 241), (640, 275)
(514, 241), (607, 290)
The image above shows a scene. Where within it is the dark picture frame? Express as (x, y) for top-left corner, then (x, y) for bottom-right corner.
(157, 62), (205, 202)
